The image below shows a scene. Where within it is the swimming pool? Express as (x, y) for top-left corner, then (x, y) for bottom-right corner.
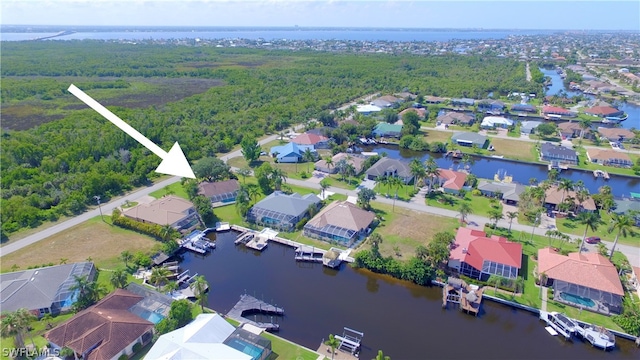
(559, 292), (595, 308)
(226, 338), (263, 360)
(137, 309), (165, 324)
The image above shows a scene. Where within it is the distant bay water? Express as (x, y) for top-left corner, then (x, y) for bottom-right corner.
(1, 28), (556, 42)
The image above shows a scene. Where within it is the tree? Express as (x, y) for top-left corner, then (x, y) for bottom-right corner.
(374, 350), (391, 360)
(376, 175), (391, 196)
(302, 148), (316, 173)
(423, 157), (439, 194)
(70, 275), (106, 311)
(608, 214), (634, 260)
(402, 111), (420, 135)
(577, 212), (602, 254)
(320, 178), (331, 199)
(578, 119), (591, 139)
(193, 157), (231, 181)
(270, 167), (287, 191)
(159, 224), (176, 241)
(537, 122), (557, 137)
(318, 111), (335, 127)
(458, 202), (472, 224)
(192, 275), (209, 312)
(506, 211), (518, 234)
(488, 208), (504, 229)
(557, 178), (574, 205)
(547, 168), (559, 182)
(415, 245), (428, 261)
(357, 188), (376, 210)
(409, 158), (425, 189)
(369, 233), (383, 256)
(324, 334), (340, 360)
(323, 155), (334, 174)
(388, 176), (403, 212)
(246, 183), (260, 204)
(236, 167), (252, 184)
(255, 162), (274, 194)
(488, 275), (504, 295)
(240, 136), (261, 164)
(1, 308), (36, 349)
(110, 268), (128, 289)
(149, 267), (172, 291)
(235, 186), (251, 217)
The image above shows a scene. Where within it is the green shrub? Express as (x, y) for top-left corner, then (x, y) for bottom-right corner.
(132, 342), (142, 353)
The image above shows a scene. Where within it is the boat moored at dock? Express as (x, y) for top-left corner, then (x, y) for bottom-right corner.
(540, 311), (579, 340)
(577, 323), (616, 350)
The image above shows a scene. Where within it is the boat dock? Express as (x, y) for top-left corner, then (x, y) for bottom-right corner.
(215, 221), (230, 231)
(442, 277), (484, 316)
(180, 230), (215, 254)
(226, 294), (284, 332)
(593, 169), (610, 180)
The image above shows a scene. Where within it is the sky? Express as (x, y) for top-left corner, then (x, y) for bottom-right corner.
(1, 0), (639, 30)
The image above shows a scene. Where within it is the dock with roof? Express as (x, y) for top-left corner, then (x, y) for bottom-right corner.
(227, 294), (284, 332)
(443, 277), (484, 316)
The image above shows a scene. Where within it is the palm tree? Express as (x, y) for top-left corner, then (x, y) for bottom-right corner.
(237, 167), (252, 184)
(270, 167), (287, 191)
(335, 158), (349, 181)
(110, 268), (128, 289)
(608, 214), (633, 260)
(149, 267), (172, 291)
(374, 350), (391, 360)
(246, 183), (260, 204)
(302, 148), (315, 173)
(345, 163), (356, 186)
(320, 178), (330, 199)
(578, 118), (591, 139)
(159, 224), (175, 241)
(120, 250), (132, 268)
(577, 212), (602, 254)
(1, 308), (35, 349)
(488, 209), (504, 230)
(69, 275), (105, 311)
(323, 155), (334, 174)
(164, 281), (179, 294)
(528, 177), (538, 186)
(192, 275), (209, 312)
(388, 176), (403, 212)
(506, 211), (518, 234)
(557, 178), (574, 205)
(376, 175), (391, 197)
(409, 158), (425, 190)
(324, 334), (340, 360)
(424, 157), (440, 194)
(458, 202), (472, 225)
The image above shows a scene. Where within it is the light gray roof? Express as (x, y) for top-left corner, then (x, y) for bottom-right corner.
(520, 121), (542, 131)
(365, 157), (412, 179)
(0, 262), (95, 313)
(451, 132), (488, 146)
(613, 199), (640, 215)
(252, 192), (321, 218)
(477, 181), (525, 202)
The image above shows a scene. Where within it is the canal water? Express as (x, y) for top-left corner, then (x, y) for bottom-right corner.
(359, 145), (639, 198)
(181, 232), (639, 359)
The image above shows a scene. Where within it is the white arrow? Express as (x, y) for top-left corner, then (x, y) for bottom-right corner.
(68, 84), (195, 179)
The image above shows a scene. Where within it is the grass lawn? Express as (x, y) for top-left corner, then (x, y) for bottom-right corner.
(149, 181), (190, 200)
(488, 137), (539, 162)
(574, 147), (640, 177)
(555, 210), (639, 246)
(425, 192), (502, 218)
(422, 129), (452, 143)
(373, 183), (416, 202)
(262, 333), (322, 360)
(1, 312), (75, 360)
(365, 203), (459, 259)
(0, 216), (159, 272)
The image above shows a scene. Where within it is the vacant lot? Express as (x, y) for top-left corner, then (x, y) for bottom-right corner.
(0, 217), (158, 272)
(489, 137), (538, 162)
(423, 129), (452, 143)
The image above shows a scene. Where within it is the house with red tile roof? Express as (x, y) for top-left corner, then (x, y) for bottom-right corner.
(434, 168), (468, 195)
(46, 289), (156, 360)
(542, 106), (576, 117)
(584, 106), (624, 118)
(122, 195), (199, 231)
(399, 107), (427, 120)
(544, 185), (596, 213)
(448, 227), (522, 281)
(291, 132), (330, 149)
(537, 248), (624, 315)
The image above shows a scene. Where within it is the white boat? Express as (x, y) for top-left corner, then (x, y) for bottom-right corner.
(540, 311), (578, 340)
(577, 324), (616, 350)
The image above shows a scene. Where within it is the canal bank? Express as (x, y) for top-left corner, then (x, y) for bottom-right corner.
(180, 231), (640, 359)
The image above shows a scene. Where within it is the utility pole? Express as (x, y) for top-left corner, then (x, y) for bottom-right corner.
(94, 195), (104, 222)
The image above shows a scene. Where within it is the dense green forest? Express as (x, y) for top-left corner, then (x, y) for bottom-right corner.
(0, 41), (539, 236)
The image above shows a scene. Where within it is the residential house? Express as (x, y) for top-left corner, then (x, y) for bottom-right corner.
(544, 186), (597, 213)
(476, 181), (526, 205)
(356, 104), (382, 115)
(198, 179), (240, 206)
(451, 132), (488, 148)
(246, 192), (321, 231)
(303, 200), (376, 246)
(46, 289), (156, 360)
(539, 142), (578, 165)
(612, 198), (640, 226)
(399, 107), (427, 120)
(586, 148), (633, 167)
(372, 122), (403, 138)
(480, 116), (513, 129)
(584, 106), (624, 118)
(145, 314), (272, 360)
(597, 127), (635, 142)
(437, 111), (475, 126)
(448, 227), (523, 281)
(123, 195), (199, 231)
(450, 98), (476, 107)
(0, 262), (96, 317)
(371, 95), (402, 108)
(315, 153), (365, 175)
(365, 157), (413, 184)
(542, 106), (576, 117)
(434, 169), (468, 195)
(291, 133), (330, 149)
(537, 248), (624, 315)
(477, 100), (505, 113)
(520, 121), (542, 135)
(269, 142), (315, 163)
(124, 283), (174, 322)
(424, 96), (445, 104)
(510, 104), (538, 113)
(558, 122), (590, 139)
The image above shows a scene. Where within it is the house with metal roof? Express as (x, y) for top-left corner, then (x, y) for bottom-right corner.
(540, 142), (578, 165)
(448, 227), (523, 281)
(123, 195), (199, 231)
(269, 142), (316, 163)
(612, 198), (640, 226)
(145, 314), (272, 360)
(477, 181), (526, 205)
(477, 99), (505, 112)
(356, 104), (382, 115)
(303, 201), (376, 246)
(537, 248), (624, 315)
(46, 289), (156, 360)
(451, 98), (476, 107)
(198, 179), (240, 206)
(365, 157), (413, 184)
(246, 191), (321, 231)
(0, 262), (96, 317)
(520, 120), (543, 135)
(372, 122), (403, 138)
(511, 104), (538, 113)
(451, 132), (488, 148)
(480, 116), (513, 129)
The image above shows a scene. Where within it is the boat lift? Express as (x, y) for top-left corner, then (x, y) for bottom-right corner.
(334, 327), (364, 355)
